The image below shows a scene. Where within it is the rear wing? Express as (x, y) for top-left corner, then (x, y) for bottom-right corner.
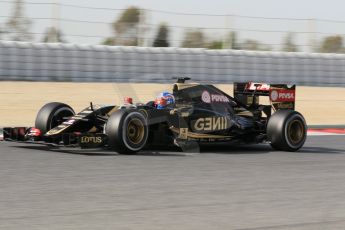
(234, 82), (296, 110)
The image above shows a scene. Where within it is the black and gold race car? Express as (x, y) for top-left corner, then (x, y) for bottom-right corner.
(2, 78), (307, 154)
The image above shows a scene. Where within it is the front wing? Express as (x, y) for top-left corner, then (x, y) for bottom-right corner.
(2, 127), (108, 148)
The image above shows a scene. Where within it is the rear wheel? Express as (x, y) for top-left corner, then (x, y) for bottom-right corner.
(35, 102), (75, 133)
(106, 110), (148, 154)
(267, 110), (307, 151)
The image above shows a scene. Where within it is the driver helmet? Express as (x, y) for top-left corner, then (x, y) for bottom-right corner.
(154, 92), (175, 109)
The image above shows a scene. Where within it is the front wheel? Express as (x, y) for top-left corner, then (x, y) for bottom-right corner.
(267, 110), (307, 152)
(35, 102), (75, 134)
(106, 110), (148, 154)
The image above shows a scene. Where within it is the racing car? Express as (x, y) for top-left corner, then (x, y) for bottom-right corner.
(2, 78), (307, 154)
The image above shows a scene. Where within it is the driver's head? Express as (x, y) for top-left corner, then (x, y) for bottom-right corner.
(154, 92), (175, 109)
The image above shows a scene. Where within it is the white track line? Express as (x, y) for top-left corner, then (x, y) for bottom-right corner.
(307, 131), (345, 136)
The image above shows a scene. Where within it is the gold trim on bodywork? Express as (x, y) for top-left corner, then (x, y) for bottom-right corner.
(174, 83), (200, 91)
(170, 127), (232, 139)
(235, 110), (254, 117)
(178, 128), (188, 139)
(88, 126), (98, 133)
(46, 125), (69, 136)
(107, 106), (120, 116)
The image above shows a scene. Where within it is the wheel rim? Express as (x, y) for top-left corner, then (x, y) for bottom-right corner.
(287, 119), (305, 145)
(126, 118), (145, 145)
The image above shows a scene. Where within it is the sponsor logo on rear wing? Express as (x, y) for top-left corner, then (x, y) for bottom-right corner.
(269, 85), (296, 110)
(234, 82), (296, 110)
(269, 89), (295, 102)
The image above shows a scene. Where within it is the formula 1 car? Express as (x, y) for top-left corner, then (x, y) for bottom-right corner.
(2, 78), (307, 154)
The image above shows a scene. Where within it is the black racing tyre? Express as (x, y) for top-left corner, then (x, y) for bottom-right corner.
(35, 102), (75, 134)
(267, 110), (307, 152)
(106, 110), (148, 155)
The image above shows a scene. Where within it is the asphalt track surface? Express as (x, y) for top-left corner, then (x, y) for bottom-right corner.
(0, 135), (345, 230)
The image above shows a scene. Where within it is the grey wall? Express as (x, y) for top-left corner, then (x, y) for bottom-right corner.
(0, 41), (344, 86)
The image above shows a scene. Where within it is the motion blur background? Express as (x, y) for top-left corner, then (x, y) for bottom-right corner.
(0, 0), (344, 125)
(2, 0), (345, 51)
